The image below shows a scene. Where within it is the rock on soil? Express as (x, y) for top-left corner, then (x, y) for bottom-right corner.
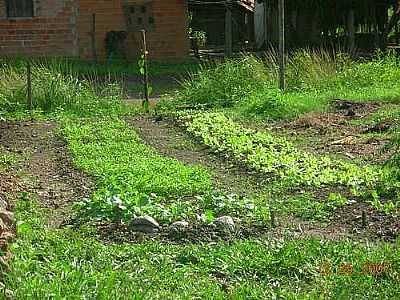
(213, 216), (236, 233)
(0, 208), (15, 256)
(130, 216), (160, 233)
(169, 221), (189, 237)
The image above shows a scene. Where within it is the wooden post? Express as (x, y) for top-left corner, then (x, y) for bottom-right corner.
(372, 4), (380, 49)
(91, 13), (97, 63)
(270, 208), (276, 228)
(225, 2), (233, 57)
(362, 210), (367, 228)
(347, 9), (355, 52)
(27, 62), (32, 111)
(264, 0), (268, 48)
(278, 0), (285, 91)
(140, 29), (150, 112)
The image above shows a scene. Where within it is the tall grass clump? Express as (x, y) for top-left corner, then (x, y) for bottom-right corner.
(327, 50), (400, 101)
(0, 60), (126, 117)
(178, 56), (270, 107)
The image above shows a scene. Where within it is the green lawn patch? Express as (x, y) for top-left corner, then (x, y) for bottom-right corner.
(3, 199), (399, 299)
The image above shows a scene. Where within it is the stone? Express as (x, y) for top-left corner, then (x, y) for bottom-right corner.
(213, 216), (235, 232)
(130, 216), (160, 234)
(0, 197), (8, 210)
(0, 218), (5, 233)
(0, 210), (14, 228)
(169, 221), (189, 237)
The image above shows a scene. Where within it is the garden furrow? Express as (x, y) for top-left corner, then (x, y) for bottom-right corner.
(126, 115), (265, 198)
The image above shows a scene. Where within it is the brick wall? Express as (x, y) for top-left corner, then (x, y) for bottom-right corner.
(0, 0), (189, 60)
(0, 0), (78, 57)
(79, 0), (190, 61)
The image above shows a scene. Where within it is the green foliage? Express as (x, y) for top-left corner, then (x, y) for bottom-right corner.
(0, 61), (127, 117)
(173, 50), (400, 121)
(275, 192), (349, 222)
(60, 118), (212, 223)
(0, 151), (19, 171)
(4, 199), (400, 299)
(178, 56), (269, 108)
(179, 112), (400, 216)
(182, 112), (381, 191)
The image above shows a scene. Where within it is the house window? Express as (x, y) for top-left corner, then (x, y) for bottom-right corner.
(6, 0), (34, 18)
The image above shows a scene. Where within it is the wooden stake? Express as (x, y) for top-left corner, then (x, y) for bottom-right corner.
(91, 13), (97, 63)
(225, 3), (233, 57)
(362, 210), (367, 228)
(264, 0), (268, 48)
(140, 29), (150, 112)
(270, 209), (276, 228)
(278, 0), (285, 91)
(27, 62), (32, 111)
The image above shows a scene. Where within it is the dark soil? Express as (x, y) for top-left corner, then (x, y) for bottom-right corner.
(0, 121), (93, 209)
(97, 222), (272, 245)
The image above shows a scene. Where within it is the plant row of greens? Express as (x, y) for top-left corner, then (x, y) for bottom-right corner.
(179, 112), (399, 214)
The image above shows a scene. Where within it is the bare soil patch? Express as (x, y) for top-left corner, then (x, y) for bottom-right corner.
(271, 100), (392, 164)
(0, 120), (94, 262)
(0, 121), (93, 209)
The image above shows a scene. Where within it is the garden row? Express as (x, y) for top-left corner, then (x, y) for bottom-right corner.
(176, 112), (399, 217)
(61, 117), (270, 230)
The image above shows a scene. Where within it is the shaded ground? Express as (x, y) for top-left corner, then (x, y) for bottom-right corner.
(124, 76), (180, 106)
(0, 121), (94, 249)
(0, 121), (95, 283)
(0, 121), (93, 209)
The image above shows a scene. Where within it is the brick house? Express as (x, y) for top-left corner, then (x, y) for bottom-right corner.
(0, 0), (189, 60)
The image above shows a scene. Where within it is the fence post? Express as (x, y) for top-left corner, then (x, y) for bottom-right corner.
(27, 62), (32, 111)
(278, 0), (286, 91)
(225, 2), (233, 57)
(91, 13), (98, 63)
(140, 29), (150, 112)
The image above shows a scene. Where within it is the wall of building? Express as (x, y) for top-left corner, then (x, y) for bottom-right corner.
(79, 0), (190, 61)
(0, 0), (78, 57)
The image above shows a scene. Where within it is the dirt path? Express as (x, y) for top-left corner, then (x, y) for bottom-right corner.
(0, 120), (93, 221)
(127, 116), (266, 198)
